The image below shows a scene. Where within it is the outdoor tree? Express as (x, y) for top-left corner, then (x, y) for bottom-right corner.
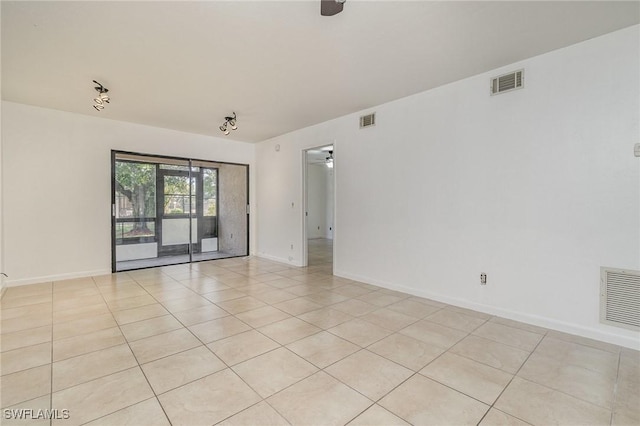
(163, 174), (191, 214)
(115, 162), (156, 234)
(203, 169), (217, 216)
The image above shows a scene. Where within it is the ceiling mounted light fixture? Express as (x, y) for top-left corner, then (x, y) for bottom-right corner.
(219, 112), (238, 136)
(92, 80), (110, 111)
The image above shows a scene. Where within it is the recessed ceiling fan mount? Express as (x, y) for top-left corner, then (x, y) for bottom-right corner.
(325, 150), (334, 168)
(321, 0), (345, 16)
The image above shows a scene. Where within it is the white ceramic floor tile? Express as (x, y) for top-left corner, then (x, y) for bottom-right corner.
(232, 347), (318, 397)
(158, 369), (261, 426)
(379, 374), (489, 425)
(494, 377), (611, 425)
(326, 350), (413, 400)
(267, 371), (373, 426)
(141, 346), (226, 394)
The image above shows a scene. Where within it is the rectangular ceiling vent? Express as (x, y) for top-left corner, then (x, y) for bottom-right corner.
(359, 113), (376, 129)
(600, 267), (640, 331)
(491, 69), (524, 96)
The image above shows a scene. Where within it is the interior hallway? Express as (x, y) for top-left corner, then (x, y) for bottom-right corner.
(1, 247), (638, 425)
(307, 238), (333, 270)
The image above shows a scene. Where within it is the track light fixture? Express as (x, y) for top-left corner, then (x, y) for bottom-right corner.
(92, 80), (110, 111)
(219, 112), (238, 136)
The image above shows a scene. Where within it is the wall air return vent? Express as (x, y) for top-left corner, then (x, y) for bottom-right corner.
(600, 267), (640, 331)
(359, 113), (376, 129)
(491, 69), (524, 95)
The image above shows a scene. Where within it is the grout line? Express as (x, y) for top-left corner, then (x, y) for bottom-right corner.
(475, 334), (546, 425)
(74, 396), (159, 426)
(610, 350), (622, 426)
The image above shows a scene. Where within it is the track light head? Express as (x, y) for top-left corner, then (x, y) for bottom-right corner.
(93, 80), (108, 93)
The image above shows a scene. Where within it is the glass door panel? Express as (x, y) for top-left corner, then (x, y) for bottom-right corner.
(200, 168), (218, 254)
(157, 160), (192, 262)
(113, 152), (248, 271)
(114, 159), (158, 266)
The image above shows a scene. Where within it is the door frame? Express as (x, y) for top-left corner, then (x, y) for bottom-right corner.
(301, 143), (336, 268)
(156, 166), (197, 258)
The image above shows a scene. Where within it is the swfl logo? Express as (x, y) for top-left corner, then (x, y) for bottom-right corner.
(3, 409), (70, 420)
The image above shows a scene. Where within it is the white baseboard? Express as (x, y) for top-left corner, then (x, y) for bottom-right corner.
(334, 269), (640, 351)
(254, 253), (303, 267)
(5, 269), (112, 287)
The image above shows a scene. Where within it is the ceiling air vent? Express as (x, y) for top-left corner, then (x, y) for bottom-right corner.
(491, 69), (524, 95)
(360, 113), (376, 129)
(600, 267), (640, 331)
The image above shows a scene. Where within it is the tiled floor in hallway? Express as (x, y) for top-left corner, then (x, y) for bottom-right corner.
(1, 239), (638, 425)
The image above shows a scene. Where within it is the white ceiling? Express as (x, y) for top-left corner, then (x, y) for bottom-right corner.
(2, 1), (638, 143)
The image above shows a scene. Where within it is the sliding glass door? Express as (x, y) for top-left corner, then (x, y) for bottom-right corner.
(112, 151), (248, 272)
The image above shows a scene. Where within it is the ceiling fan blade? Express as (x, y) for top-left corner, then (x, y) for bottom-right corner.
(321, 0), (343, 16)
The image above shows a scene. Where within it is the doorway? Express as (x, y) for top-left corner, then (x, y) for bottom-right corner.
(303, 145), (335, 270)
(111, 151), (249, 272)
(156, 165), (219, 257)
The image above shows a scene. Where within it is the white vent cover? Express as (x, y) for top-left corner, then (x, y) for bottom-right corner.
(600, 267), (640, 331)
(491, 69), (524, 95)
(360, 113), (376, 128)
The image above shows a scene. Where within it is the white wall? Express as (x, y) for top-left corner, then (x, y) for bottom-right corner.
(306, 163), (328, 239)
(256, 26), (640, 348)
(326, 166), (334, 239)
(2, 102), (256, 285)
(257, 133), (340, 264)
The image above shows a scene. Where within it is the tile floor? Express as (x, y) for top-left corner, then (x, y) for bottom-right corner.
(1, 239), (638, 425)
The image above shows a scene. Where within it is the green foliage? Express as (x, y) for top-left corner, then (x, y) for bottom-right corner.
(203, 168), (217, 216)
(203, 169), (217, 199)
(115, 161), (156, 219)
(164, 175), (190, 195)
(163, 176), (192, 214)
(115, 161), (154, 189)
